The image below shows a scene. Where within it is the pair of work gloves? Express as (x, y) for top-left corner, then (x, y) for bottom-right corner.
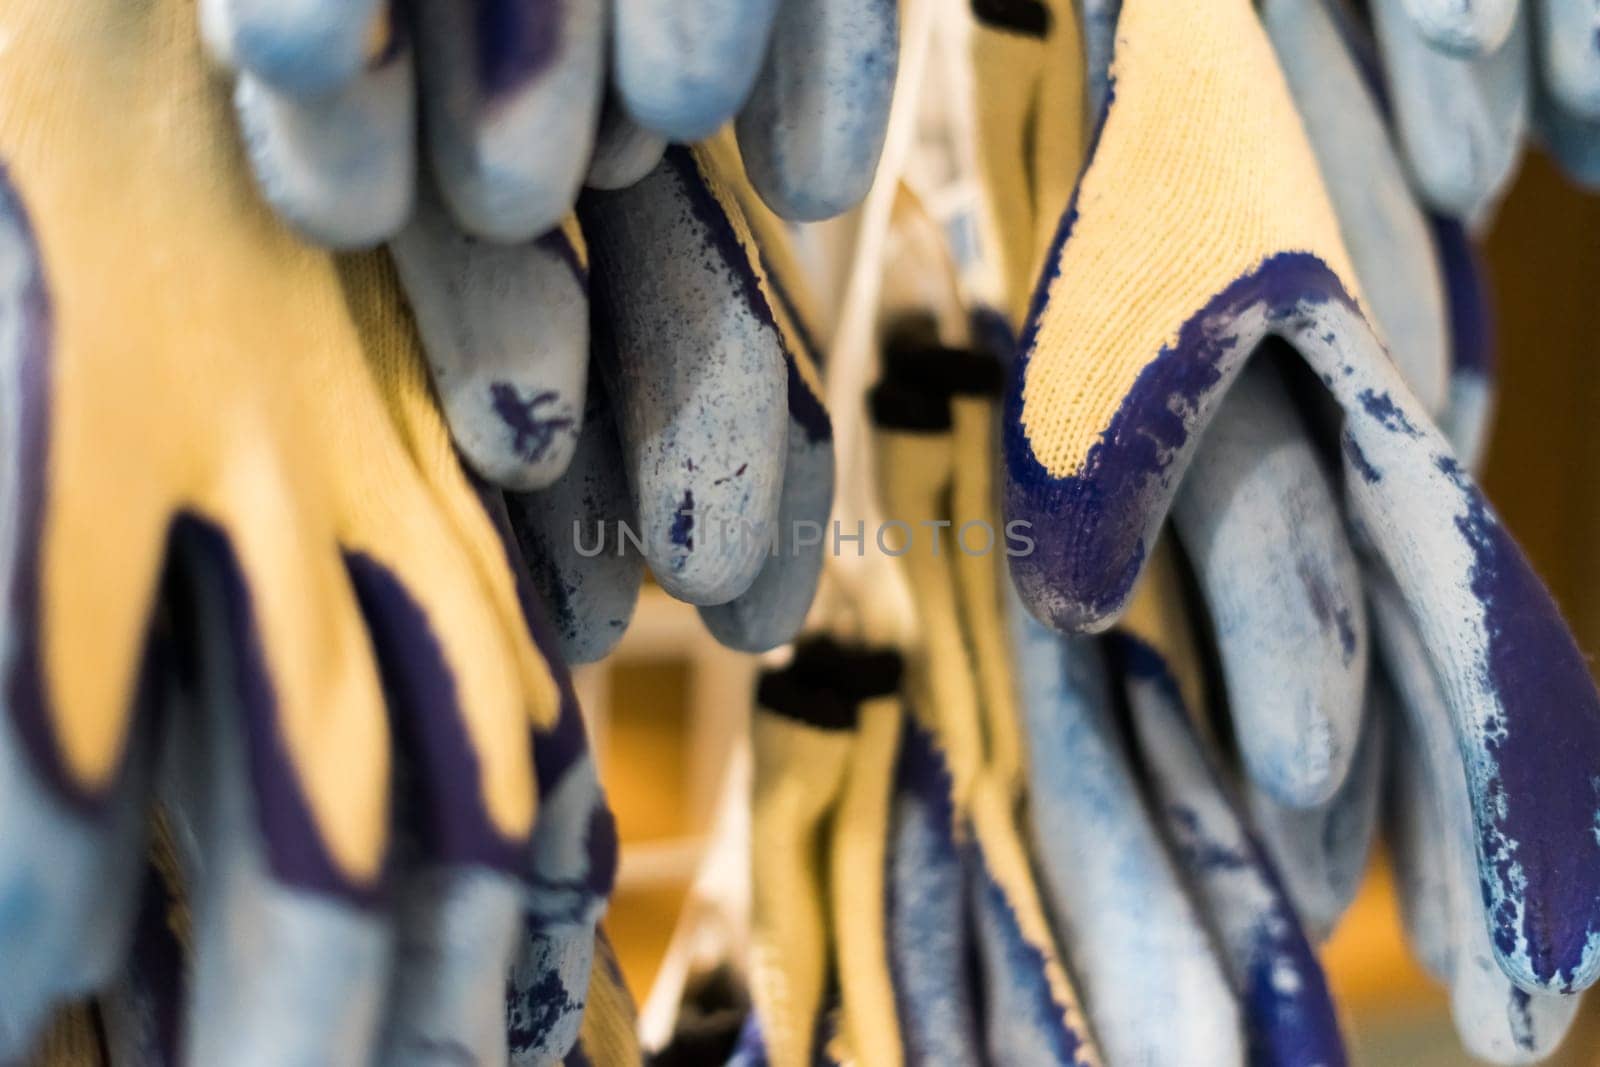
(0, 2), (649, 1064)
(987, 0), (1600, 1060)
(200, 0), (899, 667)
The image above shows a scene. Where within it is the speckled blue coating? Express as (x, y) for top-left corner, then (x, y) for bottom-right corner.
(506, 376), (643, 665)
(1119, 636), (1347, 1067)
(735, 0), (898, 221)
(233, 27), (416, 250)
(1370, 0), (1529, 218)
(390, 186), (588, 491)
(1013, 601), (1243, 1066)
(612, 0), (782, 142)
(580, 148), (788, 607)
(699, 416), (834, 652)
(1173, 356), (1368, 809)
(414, 0), (605, 242)
(1373, 574), (1580, 1062)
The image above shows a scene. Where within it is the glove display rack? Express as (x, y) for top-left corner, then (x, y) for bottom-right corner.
(2, 0), (1600, 1065)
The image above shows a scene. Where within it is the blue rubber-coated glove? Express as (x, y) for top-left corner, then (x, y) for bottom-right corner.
(1005, 0), (1600, 998)
(206, 0), (898, 246)
(1116, 626), (1348, 1067)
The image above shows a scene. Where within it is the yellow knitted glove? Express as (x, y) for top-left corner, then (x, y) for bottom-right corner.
(0, 1), (556, 1056)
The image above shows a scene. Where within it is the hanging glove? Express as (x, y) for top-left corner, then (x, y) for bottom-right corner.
(1368, 0), (1530, 220)
(740, 639), (906, 1067)
(1004, 0), (1600, 997)
(1531, 7), (1600, 188)
(1243, 684), (1387, 944)
(0, 3), (582, 1060)
(872, 363), (1100, 1067)
(1112, 572), (1347, 1067)
(1012, 592), (1245, 1064)
(206, 0), (898, 249)
(1397, 0), (1519, 56)
(1376, 571), (1580, 1064)
(573, 138), (835, 654)
(967, 0), (1086, 324)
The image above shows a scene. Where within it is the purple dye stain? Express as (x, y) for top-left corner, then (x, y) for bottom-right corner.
(1356, 388), (1421, 437)
(477, 0), (563, 102)
(490, 383), (574, 463)
(670, 490), (695, 550)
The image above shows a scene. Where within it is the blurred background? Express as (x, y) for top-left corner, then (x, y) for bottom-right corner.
(581, 149), (1600, 1065)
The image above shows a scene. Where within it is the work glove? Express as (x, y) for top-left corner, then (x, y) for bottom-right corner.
(415, 132), (833, 663)
(0, 3), (629, 1062)
(871, 355), (1101, 1067)
(967, 0), (1086, 324)
(1367, 0), (1530, 221)
(1111, 574), (1347, 1067)
(203, 0), (898, 249)
(1378, 0), (1600, 145)
(1004, 0), (1600, 1001)
(741, 640), (905, 1067)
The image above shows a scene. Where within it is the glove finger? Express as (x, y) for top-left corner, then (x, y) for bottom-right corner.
(158, 518), (390, 1067)
(390, 192), (589, 491)
(1013, 606), (1244, 1066)
(821, 661), (905, 1067)
(748, 667), (855, 1067)
(202, 0), (383, 96)
(0, 172), (163, 1057)
(1265, 0), (1451, 415)
(1173, 355), (1367, 808)
(1383, 662), (1455, 982)
(1433, 216), (1498, 468)
(1370, 0), (1529, 218)
(230, 15), (416, 249)
(1302, 301), (1600, 995)
(579, 147), (789, 607)
(586, 99), (668, 192)
(698, 412), (833, 652)
(1118, 634), (1347, 1067)
(1372, 578), (1580, 1062)
(505, 374), (644, 666)
(1246, 673), (1387, 943)
(887, 712), (984, 1066)
(0, 686), (157, 1058)
(873, 382), (1098, 1067)
(735, 0), (898, 221)
(612, 0), (781, 143)
(1533, 63), (1600, 188)
(500, 548), (617, 1067)
(1399, 0), (1519, 56)
(1535, 0), (1600, 120)
(409, 0), (604, 243)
